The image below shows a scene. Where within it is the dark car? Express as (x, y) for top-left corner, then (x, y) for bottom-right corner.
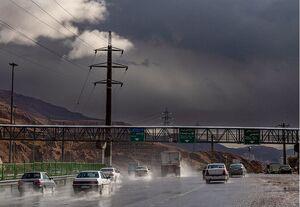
(278, 165), (292, 174)
(18, 172), (55, 194)
(229, 163), (246, 177)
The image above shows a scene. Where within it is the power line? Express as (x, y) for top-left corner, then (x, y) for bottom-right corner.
(131, 113), (161, 124)
(82, 84), (96, 109)
(73, 53), (97, 111)
(8, 0), (70, 39)
(0, 47), (73, 78)
(0, 18), (86, 72)
(30, 0), (95, 49)
(74, 68), (92, 111)
(53, 0), (77, 20)
(51, 0), (108, 43)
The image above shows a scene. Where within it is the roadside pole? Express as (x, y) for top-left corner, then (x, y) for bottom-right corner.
(8, 62), (18, 163)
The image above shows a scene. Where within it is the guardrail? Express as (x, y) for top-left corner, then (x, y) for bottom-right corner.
(0, 162), (105, 180)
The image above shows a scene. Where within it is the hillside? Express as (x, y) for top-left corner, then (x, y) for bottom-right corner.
(172, 143), (294, 163)
(0, 90), (264, 173)
(0, 89), (102, 124)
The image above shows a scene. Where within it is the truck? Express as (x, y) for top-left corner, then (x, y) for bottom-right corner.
(161, 151), (181, 177)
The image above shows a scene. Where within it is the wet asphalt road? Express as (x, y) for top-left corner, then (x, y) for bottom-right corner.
(0, 174), (298, 207)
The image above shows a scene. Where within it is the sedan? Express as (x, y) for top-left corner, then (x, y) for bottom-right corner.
(73, 171), (111, 194)
(135, 166), (150, 177)
(100, 167), (120, 182)
(205, 163), (229, 184)
(229, 163), (247, 177)
(18, 172), (55, 195)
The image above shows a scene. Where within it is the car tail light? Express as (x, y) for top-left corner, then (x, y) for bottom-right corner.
(33, 179), (42, 187)
(73, 181), (79, 185)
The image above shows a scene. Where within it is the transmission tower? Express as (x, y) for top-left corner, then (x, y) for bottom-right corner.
(161, 107), (173, 126)
(278, 122), (289, 165)
(89, 31), (128, 166)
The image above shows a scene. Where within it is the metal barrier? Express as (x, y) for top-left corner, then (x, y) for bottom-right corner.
(0, 162), (105, 180)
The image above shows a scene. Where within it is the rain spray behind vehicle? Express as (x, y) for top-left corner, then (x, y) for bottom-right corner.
(161, 151), (181, 176)
(128, 162), (139, 175)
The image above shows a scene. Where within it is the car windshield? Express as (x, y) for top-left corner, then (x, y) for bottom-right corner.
(208, 164), (225, 169)
(77, 172), (99, 178)
(101, 168), (114, 172)
(230, 164), (243, 169)
(21, 173), (41, 179)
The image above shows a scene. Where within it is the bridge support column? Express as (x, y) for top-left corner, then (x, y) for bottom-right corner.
(101, 142), (106, 165)
(211, 134), (214, 159)
(32, 140), (35, 162)
(283, 130), (286, 165)
(61, 139), (65, 162)
(109, 141), (112, 166)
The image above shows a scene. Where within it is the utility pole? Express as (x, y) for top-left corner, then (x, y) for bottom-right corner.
(89, 31), (128, 166)
(278, 122), (289, 165)
(9, 62), (18, 163)
(162, 107), (172, 126)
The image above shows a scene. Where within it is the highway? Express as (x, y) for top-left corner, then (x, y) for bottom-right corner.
(0, 174), (298, 207)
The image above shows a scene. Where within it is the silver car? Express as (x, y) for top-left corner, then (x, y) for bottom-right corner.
(18, 172), (56, 194)
(73, 171), (111, 194)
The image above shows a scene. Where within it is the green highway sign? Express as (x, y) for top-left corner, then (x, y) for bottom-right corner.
(244, 129), (260, 144)
(130, 128), (145, 142)
(179, 128), (195, 143)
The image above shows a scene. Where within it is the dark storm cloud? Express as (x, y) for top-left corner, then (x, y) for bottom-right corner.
(0, 0), (298, 127)
(101, 0), (298, 61)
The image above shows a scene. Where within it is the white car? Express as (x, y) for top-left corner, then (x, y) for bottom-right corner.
(135, 166), (150, 177)
(204, 163), (229, 184)
(100, 167), (120, 182)
(73, 171), (111, 194)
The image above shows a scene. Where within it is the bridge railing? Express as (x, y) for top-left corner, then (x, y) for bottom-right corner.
(0, 162), (105, 180)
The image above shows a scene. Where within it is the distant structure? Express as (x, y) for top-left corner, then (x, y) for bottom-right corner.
(161, 107), (173, 126)
(278, 122), (289, 165)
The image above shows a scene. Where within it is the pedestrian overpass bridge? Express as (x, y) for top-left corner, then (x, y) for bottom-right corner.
(0, 124), (298, 144)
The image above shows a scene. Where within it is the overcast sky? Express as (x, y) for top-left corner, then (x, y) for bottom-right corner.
(0, 0), (298, 127)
